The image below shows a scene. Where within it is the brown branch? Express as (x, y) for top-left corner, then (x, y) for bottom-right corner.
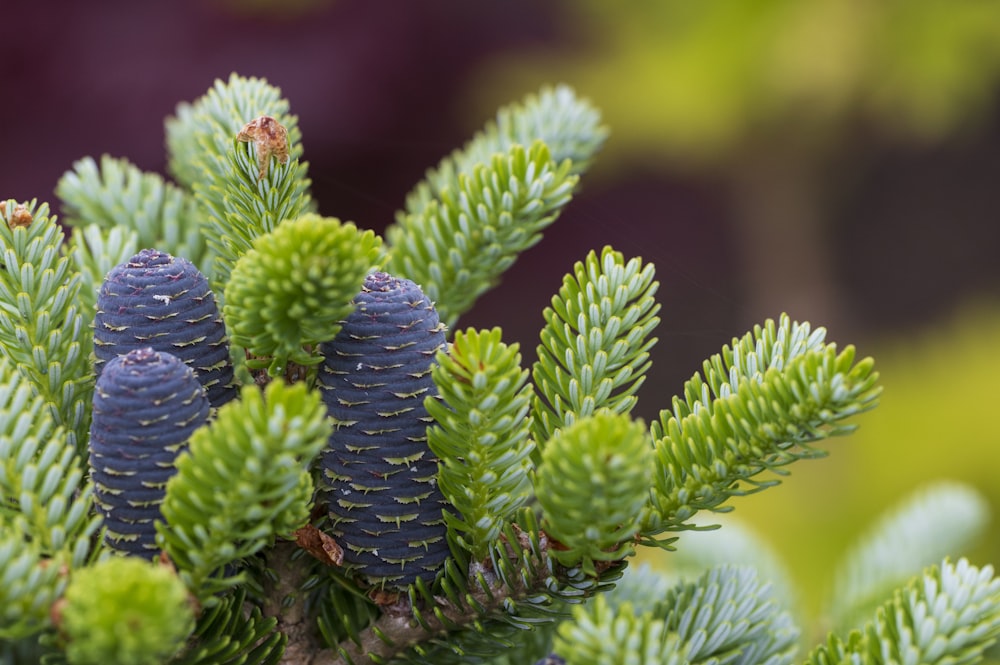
(263, 540), (327, 665)
(279, 528), (600, 665)
(268, 527), (617, 665)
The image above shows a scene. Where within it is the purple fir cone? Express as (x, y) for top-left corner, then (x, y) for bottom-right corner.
(89, 347), (210, 558)
(318, 271), (450, 588)
(94, 249), (236, 408)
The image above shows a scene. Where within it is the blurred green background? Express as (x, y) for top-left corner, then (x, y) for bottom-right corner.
(465, 0), (1000, 635)
(4, 0), (1000, 643)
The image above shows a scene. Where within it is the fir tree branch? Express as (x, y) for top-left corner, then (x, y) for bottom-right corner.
(172, 587), (285, 665)
(0, 534), (65, 641)
(827, 481), (990, 633)
(806, 558), (1000, 665)
(385, 84), (606, 330)
(658, 565), (799, 665)
(166, 74), (304, 191)
(0, 200), (94, 454)
(56, 155), (209, 271)
(58, 557), (196, 665)
(426, 327), (535, 560)
(531, 245), (659, 446)
(644, 316), (880, 539)
(401, 84), (607, 219)
(66, 224), (138, 314)
(324, 518), (617, 665)
(0, 357), (98, 641)
(554, 565), (799, 665)
(224, 214), (383, 375)
(158, 380), (331, 604)
(651, 515), (797, 610)
(164, 74), (312, 290)
(535, 411), (652, 575)
(553, 593), (672, 665)
(385, 141), (577, 329)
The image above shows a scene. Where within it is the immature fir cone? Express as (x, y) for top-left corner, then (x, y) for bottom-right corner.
(89, 347), (210, 558)
(94, 249), (236, 408)
(318, 271), (450, 588)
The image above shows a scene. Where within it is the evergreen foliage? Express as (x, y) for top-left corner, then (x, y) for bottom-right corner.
(164, 74), (312, 292)
(4, 72), (994, 665)
(385, 85), (606, 331)
(806, 558), (1000, 665)
(0, 355), (96, 642)
(553, 565), (799, 665)
(0, 200), (94, 453)
(171, 588), (285, 665)
(827, 481), (991, 633)
(535, 411), (653, 575)
(426, 327), (534, 561)
(66, 224), (138, 314)
(224, 214), (383, 375)
(385, 142), (577, 329)
(158, 380), (330, 604)
(58, 557), (195, 665)
(530, 245), (659, 446)
(56, 155), (208, 273)
(644, 316), (881, 540)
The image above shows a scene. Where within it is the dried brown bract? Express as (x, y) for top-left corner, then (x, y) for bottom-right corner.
(293, 524), (344, 567)
(236, 115), (290, 180)
(1, 201), (33, 228)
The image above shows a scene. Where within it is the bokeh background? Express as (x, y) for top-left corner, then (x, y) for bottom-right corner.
(4, 0), (1000, 639)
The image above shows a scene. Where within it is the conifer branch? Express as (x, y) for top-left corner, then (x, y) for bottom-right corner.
(164, 74), (312, 290)
(0, 357), (98, 641)
(426, 327), (535, 560)
(0, 200), (94, 453)
(67, 224), (138, 313)
(325, 514), (619, 665)
(402, 84), (607, 219)
(531, 245), (659, 446)
(535, 411), (652, 575)
(554, 565), (798, 665)
(385, 142), (577, 329)
(827, 481), (990, 633)
(644, 315), (880, 539)
(174, 588), (286, 665)
(0, 75), (925, 665)
(56, 155), (209, 272)
(58, 557), (196, 665)
(224, 214), (383, 375)
(158, 380), (331, 604)
(385, 84), (606, 330)
(807, 558), (1000, 665)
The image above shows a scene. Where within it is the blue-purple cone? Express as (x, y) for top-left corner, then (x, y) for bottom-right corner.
(318, 271), (450, 588)
(94, 249), (237, 408)
(89, 347), (210, 558)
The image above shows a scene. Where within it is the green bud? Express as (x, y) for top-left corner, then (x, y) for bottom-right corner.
(60, 557), (194, 665)
(535, 411), (653, 575)
(224, 213), (383, 373)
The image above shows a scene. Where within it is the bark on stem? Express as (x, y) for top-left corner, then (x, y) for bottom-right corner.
(275, 528), (590, 665)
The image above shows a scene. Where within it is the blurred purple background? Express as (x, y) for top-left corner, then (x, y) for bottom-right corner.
(3, 0), (999, 421)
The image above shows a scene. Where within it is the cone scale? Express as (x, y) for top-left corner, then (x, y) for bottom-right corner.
(94, 249), (237, 408)
(89, 347), (210, 558)
(318, 271), (450, 588)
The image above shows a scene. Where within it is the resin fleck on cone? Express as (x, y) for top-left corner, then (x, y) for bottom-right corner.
(318, 271), (450, 588)
(94, 248), (237, 408)
(89, 347), (210, 558)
